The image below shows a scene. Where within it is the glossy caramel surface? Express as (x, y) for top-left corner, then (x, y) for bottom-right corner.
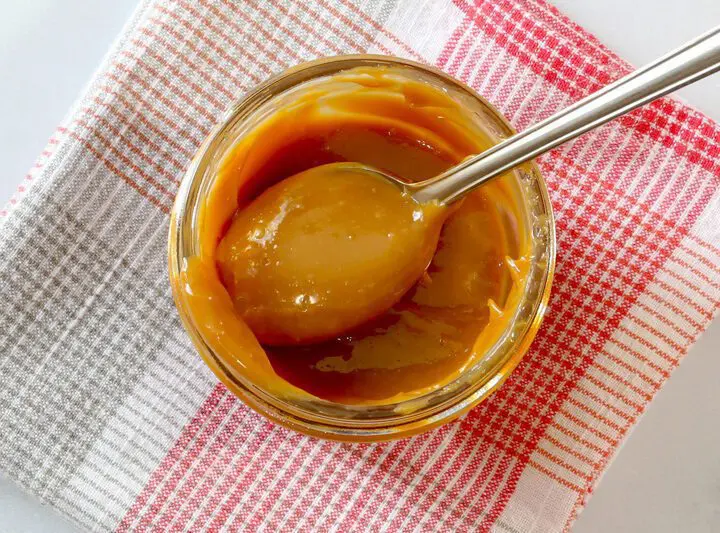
(216, 163), (445, 346)
(182, 66), (530, 404)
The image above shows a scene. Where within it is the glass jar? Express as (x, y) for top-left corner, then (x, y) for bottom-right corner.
(168, 55), (555, 441)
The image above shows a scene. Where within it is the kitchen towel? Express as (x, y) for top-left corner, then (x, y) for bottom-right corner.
(1, 0), (719, 531)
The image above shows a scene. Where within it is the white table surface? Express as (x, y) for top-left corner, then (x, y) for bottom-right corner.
(0, 1), (718, 531)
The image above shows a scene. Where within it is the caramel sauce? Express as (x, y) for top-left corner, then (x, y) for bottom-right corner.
(216, 163), (446, 346)
(181, 67), (531, 404)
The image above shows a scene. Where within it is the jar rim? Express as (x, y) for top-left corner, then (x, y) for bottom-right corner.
(168, 55), (556, 442)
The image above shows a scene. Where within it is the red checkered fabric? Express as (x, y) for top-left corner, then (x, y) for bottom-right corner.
(1, 1), (719, 531)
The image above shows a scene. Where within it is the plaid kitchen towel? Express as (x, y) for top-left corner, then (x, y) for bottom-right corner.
(1, 0), (719, 531)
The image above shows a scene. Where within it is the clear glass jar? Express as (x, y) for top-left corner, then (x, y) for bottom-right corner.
(168, 55), (555, 441)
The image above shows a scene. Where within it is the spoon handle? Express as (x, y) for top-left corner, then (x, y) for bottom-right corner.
(414, 25), (720, 205)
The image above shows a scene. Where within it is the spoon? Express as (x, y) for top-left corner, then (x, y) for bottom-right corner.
(218, 26), (720, 346)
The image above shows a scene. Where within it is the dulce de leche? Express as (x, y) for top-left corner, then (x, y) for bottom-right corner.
(180, 66), (532, 405)
(216, 163), (446, 346)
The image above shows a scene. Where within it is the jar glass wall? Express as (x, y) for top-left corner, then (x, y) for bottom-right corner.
(168, 56), (556, 441)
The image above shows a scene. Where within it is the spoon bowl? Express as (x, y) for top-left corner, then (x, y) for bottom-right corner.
(215, 162), (447, 346)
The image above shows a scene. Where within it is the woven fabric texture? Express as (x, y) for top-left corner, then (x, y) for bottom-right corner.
(1, 0), (719, 531)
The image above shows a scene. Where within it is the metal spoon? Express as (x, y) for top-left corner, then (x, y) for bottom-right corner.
(210, 27), (720, 346)
(377, 25), (720, 205)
